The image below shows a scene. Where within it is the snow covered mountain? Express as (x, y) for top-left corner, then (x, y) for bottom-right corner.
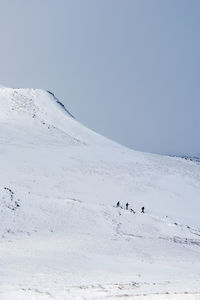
(0, 88), (200, 300)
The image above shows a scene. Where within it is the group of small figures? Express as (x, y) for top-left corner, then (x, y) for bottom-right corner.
(116, 201), (145, 214)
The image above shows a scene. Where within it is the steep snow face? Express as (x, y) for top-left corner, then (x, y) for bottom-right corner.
(0, 88), (72, 121)
(0, 87), (111, 146)
(0, 88), (200, 299)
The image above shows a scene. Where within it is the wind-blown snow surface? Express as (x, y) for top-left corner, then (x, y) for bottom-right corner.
(0, 88), (200, 299)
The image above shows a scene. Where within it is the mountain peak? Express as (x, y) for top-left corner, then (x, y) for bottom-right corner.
(0, 87), (109, 147)
(0, 87), (74, 122)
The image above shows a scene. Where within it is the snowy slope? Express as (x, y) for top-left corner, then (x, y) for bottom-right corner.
(0, 88), (200, 300)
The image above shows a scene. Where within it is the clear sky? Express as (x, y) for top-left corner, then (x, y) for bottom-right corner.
(0, 0), (199, 155)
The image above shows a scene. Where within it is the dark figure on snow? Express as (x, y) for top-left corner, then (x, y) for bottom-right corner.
(116, 201), (120, 208)
(126, 203), (129, 210)
(141, 206), (145, 213)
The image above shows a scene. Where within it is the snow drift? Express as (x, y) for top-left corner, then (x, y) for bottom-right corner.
(0, 87), (200, 299)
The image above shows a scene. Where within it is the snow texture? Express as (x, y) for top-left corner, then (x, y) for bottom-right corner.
(0, 88), (200, 299)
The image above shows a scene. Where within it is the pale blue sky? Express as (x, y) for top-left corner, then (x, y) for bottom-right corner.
(0, 0), (199, 155)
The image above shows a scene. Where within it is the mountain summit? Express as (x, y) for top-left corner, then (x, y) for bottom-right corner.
(0, 87), (109, 146)
(0, 88), (73, 120)
(0, 88), (200, 299)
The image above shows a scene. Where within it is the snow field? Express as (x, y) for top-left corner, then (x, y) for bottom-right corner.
(0, 88), (200, 299)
